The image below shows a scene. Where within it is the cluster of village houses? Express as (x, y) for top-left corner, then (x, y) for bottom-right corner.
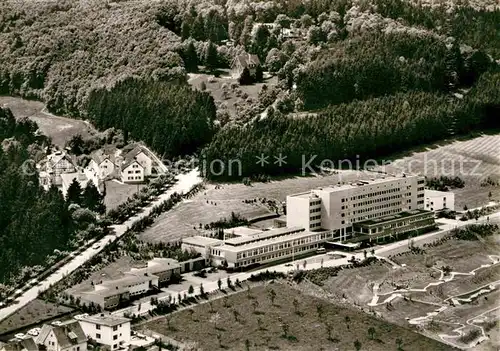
(37, 145), (167, 197)
(0, 313), (135, 351)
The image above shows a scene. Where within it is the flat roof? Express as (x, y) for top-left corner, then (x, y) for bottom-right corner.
(218, 229), (326, 253)
(355, 209), (431, 226)
(424, 189), (454, 197)
(288, 174), (420, 197)
(223, 226), (262, 237)
(224, 226), (304, 246)
(78, 314), (130, 327)
(130, 258), (181, 275)
(182, 236), (223, 246)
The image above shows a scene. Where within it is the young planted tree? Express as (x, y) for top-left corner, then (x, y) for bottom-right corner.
(281, 322), (290, 338)
(354, 339), (362, 351)
(268, 288), (276, 305)
(199, 283), (205, 296)
(210, 312), (221, 330)
(316, 304), (324, 319)
(368, 326), (376, 340)
(66, 178), (83, 205)
(216, 333), (222, 348)
(245, 339), (251, 351)
(188, 285), (194, 295)
(251, 299), (259, 314)
(187, 308), (195, 321)
(232, 308), (240, 322)
(396, 338), (404, 351)
(292, 298), (300, 315)
(217, 278), (222, 290)
(345, 316), (351, 330)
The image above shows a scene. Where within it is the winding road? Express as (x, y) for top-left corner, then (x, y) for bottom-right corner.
(0, 169), (203, 322)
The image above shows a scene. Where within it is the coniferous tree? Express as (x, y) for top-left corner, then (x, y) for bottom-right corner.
(82, 180), (105, 214)
(66, 179), (83, 205)
(183, 41), (199, 72)
(239, 67), (253, 85)
(204, 41), (218, 70)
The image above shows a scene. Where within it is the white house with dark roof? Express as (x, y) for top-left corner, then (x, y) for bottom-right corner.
(231, 53), (261, 78)
(120, 159), (144, 183)
(36, 320), (87, 351)
(76, 314), (130, 350)
(87, 148), (119, 180)
(120, 145), (166, 183)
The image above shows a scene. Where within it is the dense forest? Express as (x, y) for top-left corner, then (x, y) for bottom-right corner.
(202, 72), (500, 178)
(86, 78), (217, 158)
(0, 0), (498, 176)
(0, 107), (103, 286)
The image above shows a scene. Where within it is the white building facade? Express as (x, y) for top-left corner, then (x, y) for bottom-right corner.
(424, 189), (455, 211)
(287, 175), (426, 240)
(77, 314), (130, 351)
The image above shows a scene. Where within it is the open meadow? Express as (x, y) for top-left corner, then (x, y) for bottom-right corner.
(0, 299), (73, 337)
(139, 170), (385, 243)
(0, 96), (95, 148)
(378, 133), (500, 209)
(304, 230), (500, 349)
(142, 283), (455, 351)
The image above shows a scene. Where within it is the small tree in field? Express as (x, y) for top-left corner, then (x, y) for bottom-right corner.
(316, 304), (324, 319)
(217, 278), (222, 290)
(281, 322), (289, 338)
(245, 339), (251, 351)
(216, 333), (222, 348)
(292, 298), (300, 315)
(188, 285), (194, 295)
(345, 316), (351, 329)
(210, 312), (221, 330)
(199, 283), (204, 296)
(251, 299), (259, 313)
(187, 308), (195, 321)
(396, 338), (404, 351)
(239, 67), (253, 85)
(368, 327), (376, 340)
(268, 288), (276, 305)
(354, 339), (362, 351)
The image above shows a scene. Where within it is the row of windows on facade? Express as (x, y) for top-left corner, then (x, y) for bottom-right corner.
(96, 324), (123, 331)
(341, 187), (404, 202)
(233, 232), (335, 259)
(342, 195), (403, 209)
(342, 201), (403, 216)
(127, 170), (141, 174)
(309, 207), (321, 213)
(235, 243), (321, 267)
(310, 200), (321, 206)
(340, 208), (401, 224)
(127, 176), (142, 180)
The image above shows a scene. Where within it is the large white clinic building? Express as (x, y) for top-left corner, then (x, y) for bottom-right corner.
(182, 174), (435, 270)
(286, 174), (426, 240)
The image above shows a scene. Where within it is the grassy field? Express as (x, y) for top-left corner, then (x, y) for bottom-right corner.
(378, 133), (500, 209)
(142, 283), (455, 351)
(104, 179), (146, 210)
(139, 171), (384, 243)
(187, 69), (277, 119)
(0, 299), (73, 335)
(0, 96), (95, 148)
(308, 233), (500, 348)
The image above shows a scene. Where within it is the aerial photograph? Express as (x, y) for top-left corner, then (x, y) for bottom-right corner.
(0, 0), (498, 350)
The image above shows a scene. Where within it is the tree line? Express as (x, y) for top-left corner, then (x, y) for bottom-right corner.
(86, 78), (217, 158)
(0, 107), (76, 284)
(202, 71), (500, 179)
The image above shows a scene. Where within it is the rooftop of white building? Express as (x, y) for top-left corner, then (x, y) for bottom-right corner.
(77, 313), (130, 327)
(182, 235), (224, 247)
(288, 173), (420, 198)
(216, 228), (329, 253)
(224, 226), (304, 246)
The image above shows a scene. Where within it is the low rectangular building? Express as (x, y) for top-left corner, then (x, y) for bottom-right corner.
(424, 189), (455, 211)
(352, 209), (436, 242)
(181, 236), (224, 259)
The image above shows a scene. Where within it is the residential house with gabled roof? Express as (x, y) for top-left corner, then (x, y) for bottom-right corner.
(0, 337), (38, 351)
(231, 53), (261, 78)
(36, 320), (87, 351)
(87, 148), (119, 181)
(120, 145), (165, 183)
(38, 151), (77, 190)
